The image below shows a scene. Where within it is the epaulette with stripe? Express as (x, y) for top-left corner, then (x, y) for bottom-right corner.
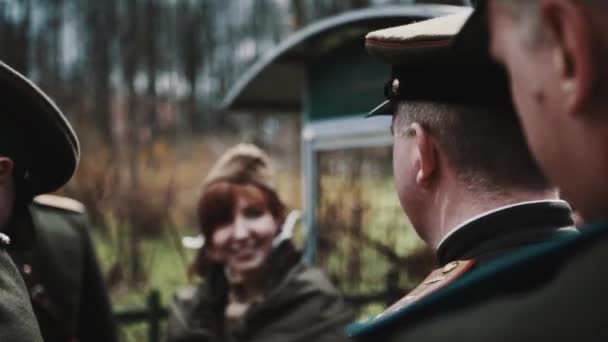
(348, 259), (475, 337)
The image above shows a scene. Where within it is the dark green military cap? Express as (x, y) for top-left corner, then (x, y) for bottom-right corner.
(364, 6), (511, 117)
(0, 61), (79, 194)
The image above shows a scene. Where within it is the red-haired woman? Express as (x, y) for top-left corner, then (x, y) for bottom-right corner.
(167, 144), (353, 342)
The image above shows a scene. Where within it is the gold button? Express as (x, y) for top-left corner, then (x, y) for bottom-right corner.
(392, 78), (400, 93)
(0, 233), (10, 246)
(30, 284), (45, 299)
(22, 264), (32, 275)
(442, 261), (459, 274)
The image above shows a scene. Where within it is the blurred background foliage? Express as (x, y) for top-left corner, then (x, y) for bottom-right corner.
(317, 148), (436, 316)
(0, 0), (466, 340)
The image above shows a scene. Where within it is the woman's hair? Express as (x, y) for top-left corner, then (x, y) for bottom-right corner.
(191, 180), (287, 277)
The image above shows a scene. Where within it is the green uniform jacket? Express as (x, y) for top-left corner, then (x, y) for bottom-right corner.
(0, 247), (43, 341)
(167, 243), (354, 342)
(8, 196), (118, 342)
(349, 200), (584, 341)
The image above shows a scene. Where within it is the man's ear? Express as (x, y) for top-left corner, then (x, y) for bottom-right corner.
(411, 123), (437, 187)
(0, 158), (13, 184)
(540, 0), (595, 115)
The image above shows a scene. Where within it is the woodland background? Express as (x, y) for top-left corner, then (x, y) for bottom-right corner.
(0, 0), (465, 340)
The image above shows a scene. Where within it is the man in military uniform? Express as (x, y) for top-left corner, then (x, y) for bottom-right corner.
(6, 194), (118, 342)
(348, 3), (608, 341)
(347, 10), (579, 340)
(0, 60), (79, 341)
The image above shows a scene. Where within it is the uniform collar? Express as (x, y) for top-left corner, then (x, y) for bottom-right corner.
(436, 200), (576, 265)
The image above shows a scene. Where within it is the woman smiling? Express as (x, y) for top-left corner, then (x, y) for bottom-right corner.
(167, 144), (352, 342)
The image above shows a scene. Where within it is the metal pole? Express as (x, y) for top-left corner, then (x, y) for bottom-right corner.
(302, 125), (318, 264)
(147, 290), (161, 342)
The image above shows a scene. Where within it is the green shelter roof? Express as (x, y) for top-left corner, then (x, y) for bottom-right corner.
(220, 5), (469, 113)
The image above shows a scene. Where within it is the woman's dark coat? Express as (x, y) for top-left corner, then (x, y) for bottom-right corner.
(167, 244), (353, 342)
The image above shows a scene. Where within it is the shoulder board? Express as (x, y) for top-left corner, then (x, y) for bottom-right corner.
(33, 194), (86, 214)
(347, 259), (475, 337)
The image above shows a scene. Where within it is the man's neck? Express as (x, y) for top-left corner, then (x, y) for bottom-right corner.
(559, 115), (608, 223)
(424, 187), (559, 249)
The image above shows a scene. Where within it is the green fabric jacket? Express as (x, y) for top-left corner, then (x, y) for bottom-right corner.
(167, 244), (353, 342)
(7, 197), (118, 342)
(348, 205), (608, 341)
(0, 247), (43, 341)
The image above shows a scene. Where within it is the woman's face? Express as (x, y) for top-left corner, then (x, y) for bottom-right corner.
(210, 195), (279, 280)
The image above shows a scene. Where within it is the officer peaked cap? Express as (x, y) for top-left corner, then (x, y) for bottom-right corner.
(364, 8), (512, 117)
(0, 61), (79, 195)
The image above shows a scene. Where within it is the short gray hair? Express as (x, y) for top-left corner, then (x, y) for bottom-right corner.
(394, 100), (550, 192)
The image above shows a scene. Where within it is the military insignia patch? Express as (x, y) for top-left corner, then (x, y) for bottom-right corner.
(347, 259), (475, 336)
(379, 259), (475, 318)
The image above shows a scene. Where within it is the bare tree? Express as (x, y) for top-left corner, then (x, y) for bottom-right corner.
(0, 0), (31, 73)
(144, 0), (159, 138)
(178, 0), (204, 132)
(87, 0), (115, 142)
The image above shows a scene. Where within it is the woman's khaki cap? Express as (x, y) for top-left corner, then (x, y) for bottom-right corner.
(203, 144), (275, 191)
(0, 60), (80, 194)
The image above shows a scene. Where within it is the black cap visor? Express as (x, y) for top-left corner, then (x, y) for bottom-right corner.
(0, 62), (79, 194)
(366, 100), (393, 117)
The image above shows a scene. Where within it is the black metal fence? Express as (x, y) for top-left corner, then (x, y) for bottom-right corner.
(114, 277), (407, 342)
(115, 290), (168, 342)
